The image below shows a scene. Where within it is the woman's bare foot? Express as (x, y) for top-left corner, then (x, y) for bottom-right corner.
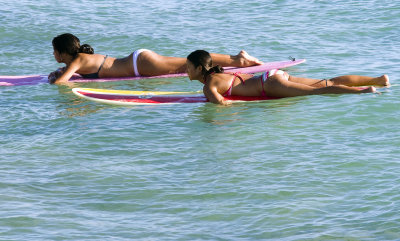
(233, 50), (263, 67)
(372, 74), (390, 87)
(382, 74), (390, 87)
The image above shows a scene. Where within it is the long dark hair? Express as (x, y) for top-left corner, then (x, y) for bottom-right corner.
(187, 50), (223, 80)
(52, 33), (94, 57)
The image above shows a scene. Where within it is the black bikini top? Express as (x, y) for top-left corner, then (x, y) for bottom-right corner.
(80, 55), (108, 79)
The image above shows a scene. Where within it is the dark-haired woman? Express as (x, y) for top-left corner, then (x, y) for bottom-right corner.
(48, 33), (263, 84)
(186, 50), (389, 105)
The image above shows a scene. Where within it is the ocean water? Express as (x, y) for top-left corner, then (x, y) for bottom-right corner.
(1, 0), (399, 240)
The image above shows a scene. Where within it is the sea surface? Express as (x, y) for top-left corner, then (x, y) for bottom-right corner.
(1, 0), (399, 240)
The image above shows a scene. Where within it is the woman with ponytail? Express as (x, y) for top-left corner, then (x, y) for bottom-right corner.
(49, 33), (263, 84)
(186, 50), (388, 105)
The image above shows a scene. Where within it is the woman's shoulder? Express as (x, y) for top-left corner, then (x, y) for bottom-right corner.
(206, 73), (231, 87)
(78, 53), (105, 58)
(75, 53), (110, 63)
(212, 72), (232, 81)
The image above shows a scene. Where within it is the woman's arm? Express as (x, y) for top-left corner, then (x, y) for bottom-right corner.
(203, 85), (230, 105)
(48, 67), (65, 83)
(50, 58), (81, 84)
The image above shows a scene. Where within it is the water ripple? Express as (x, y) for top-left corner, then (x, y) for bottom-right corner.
(1, 0), (400, 240)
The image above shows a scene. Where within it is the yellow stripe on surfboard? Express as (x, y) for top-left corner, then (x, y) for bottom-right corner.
(78, 88), (202, 96)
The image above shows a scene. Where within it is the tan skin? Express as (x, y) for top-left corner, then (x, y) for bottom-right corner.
(49, 49), (263, 84)
(186, 59), (389, 105)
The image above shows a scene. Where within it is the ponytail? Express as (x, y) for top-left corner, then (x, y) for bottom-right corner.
(79, 44), (94, 54)
(204, 65), (224, 79)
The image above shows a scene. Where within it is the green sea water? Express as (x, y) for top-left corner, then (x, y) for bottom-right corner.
(1, 0), (399, 240)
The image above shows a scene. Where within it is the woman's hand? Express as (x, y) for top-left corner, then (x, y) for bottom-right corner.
(48, 67), (65, 84)
(203, 85), (231, 106)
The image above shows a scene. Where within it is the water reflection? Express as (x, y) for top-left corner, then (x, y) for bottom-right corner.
(188, 97), (305, 126)
(54, 84), (108, 118)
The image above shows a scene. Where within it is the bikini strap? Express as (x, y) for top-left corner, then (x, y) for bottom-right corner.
(260, 75), (267, 97)
(233, 72), (245, 84)
(322, 78), (329, 87)
(96, 55), (108, 74)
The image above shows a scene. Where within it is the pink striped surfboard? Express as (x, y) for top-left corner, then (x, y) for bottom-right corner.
(72, 88), (280, 105)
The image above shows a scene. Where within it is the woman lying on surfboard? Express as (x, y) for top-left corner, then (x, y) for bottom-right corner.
(48, 33), (262, 84)
(186, 50), (390, 105)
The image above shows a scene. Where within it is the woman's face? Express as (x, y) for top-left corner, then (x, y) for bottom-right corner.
(53, 48), (63, 63)
(186, 60), (201, 81)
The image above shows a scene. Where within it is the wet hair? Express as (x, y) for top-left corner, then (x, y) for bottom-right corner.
(187, 50), (223, 80)
(52, 33), (94, 57)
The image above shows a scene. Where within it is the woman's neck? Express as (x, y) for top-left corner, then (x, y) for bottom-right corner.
(61, 53), (74, 65)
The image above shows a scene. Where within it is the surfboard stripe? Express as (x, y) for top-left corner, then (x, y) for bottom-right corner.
(78, 88), (202, 95)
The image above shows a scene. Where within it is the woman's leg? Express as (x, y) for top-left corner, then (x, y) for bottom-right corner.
(264, 74), (375, 98)
(136, 51), (186, 76)
(137, 50), (263, 76)
(328, 75), (389, 87)
(288, 74), (390, 87)
(210, 50), (263, 67)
